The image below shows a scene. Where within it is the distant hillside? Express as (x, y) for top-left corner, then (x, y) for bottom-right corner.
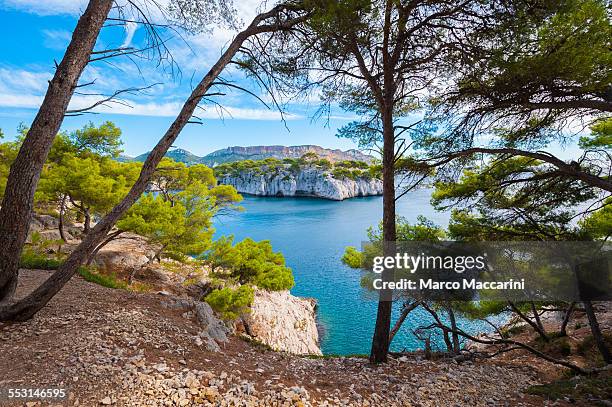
(122, 145), (375, 166)
(131, 148), (201, 165)
(201, 145), (374, 166)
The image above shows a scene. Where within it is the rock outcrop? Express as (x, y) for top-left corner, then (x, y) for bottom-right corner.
(241, 289), (322, 355)
(219, 167), (383, 200)
(161, 297), (230, 352)
(90, 232), (156, 271)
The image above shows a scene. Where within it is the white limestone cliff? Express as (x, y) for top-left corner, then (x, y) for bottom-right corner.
(241, 289), (322, 355)
(218, 167), (382, 200)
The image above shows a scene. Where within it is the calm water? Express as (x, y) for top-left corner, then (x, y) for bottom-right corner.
(214, 190), (494, 355)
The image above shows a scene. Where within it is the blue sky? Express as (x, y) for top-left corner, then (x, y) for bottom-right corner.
(0, 0), (584, 159)
(0, 0), (360, 157)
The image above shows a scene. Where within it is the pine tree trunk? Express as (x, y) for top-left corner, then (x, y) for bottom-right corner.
(509, 301), (549, 342)
(370, 105), (396, 364)
(58, 195), (67, 242)
(559, 302), (575, 337)
(583, 300), (611, 364)
(0, 5), (292, 321)
(531, 301), (546, 336)
(448, 307), (460, 354)
(83, 208), (91, 234)
(0, 0), (113, 304)
(389, 301), (420, 346)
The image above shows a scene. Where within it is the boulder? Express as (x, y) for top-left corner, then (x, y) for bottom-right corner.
(133, 267), (171, 284)
(161, 297), (229, 352)
(241, 289), (321, 355)
(39, 229), (68, 241)
(195, 302), (228, 343)
(32, 214), (59, 229)
(92, 233), (155, 271)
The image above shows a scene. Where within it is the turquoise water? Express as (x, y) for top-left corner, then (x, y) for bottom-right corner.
(214, 190), (494, 355)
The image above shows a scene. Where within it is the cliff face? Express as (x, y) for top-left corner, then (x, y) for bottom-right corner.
(219, 167), (383, 200)
(241, 289), (321, 355)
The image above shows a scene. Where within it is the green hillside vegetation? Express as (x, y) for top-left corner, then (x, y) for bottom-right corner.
(0, 122), (294, 321)
(214, 155), (381, 181)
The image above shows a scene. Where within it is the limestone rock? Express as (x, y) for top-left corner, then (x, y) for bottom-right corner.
(241, 289), (321, 355)
(33, 214), (60, 229)
(219, 167), (382, 200)
(91, 233), (155, 271)
(195, 302), (229, 343)
(161, 297), (229, 352)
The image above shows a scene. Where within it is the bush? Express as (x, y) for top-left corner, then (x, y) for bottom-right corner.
(316, 159), (332, 169)
(205, 285), (254, 320)
(203, 238), (294, 291)
(526, 375), (612, 404)
(20, 250), (62, 270)
(77, 268), (128, 289)
(254, 264), (294, 291)
(332, 167), (354, 180)
(533, 335), (571, 357)
(351, 169), (364, 179)
(576, 333), (612, 366)
(342, 246), (364, 268)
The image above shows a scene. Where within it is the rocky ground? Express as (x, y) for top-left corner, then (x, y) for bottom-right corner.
(0, 269), (580, 407)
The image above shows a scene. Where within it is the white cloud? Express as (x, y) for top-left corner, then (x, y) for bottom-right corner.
(198, 105), (299, 121)
(0, 68), (51, 93)
(0, 0), (87, 15)
(42, 29), (72, 50)
(0, 92), (43, 108)
(120, 21), (138, 48)
(0, 90), (299, 121)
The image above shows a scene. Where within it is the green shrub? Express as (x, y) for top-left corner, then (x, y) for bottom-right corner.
(316, 159), (332, 169)
(351, 169), (364, 179)
(203, 238), (294, 291)
(576, 333), (612, 366)
(368, 165), (382, 179)
(342, 246), (364, 268)
(499, 324), (526, 339)
(289, 161), (301, 173)
(533, 335), (572, 357)
(254, 265), (295, 291)
(78, 268), (128, 289)
(20, 250), (62, 270)
(205, 285), (254, 320)
(332, 167), (354, 180)
(527, 375), (612, 405)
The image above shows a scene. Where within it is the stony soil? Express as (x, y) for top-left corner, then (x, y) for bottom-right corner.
(0, 269), (576, 406)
